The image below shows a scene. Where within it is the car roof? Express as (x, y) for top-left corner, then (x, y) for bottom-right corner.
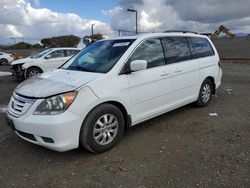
(103, 32), (208, 41)
(49, 47), (81, 50)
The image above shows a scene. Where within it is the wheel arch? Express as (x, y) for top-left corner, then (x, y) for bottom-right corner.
(205, 76), (215, 94)
(78, 100), (132, 152)
(107, 101), (132, 131)
(83, 100), (132, 132)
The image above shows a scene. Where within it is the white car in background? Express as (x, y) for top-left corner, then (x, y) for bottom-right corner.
(11, 48), (81, 80)
(0, 52), (14, 65)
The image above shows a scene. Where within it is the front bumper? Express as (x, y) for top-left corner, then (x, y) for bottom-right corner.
(5, 110), (83, 152)
(11, 64), (25, 80)
(5, 87), (99, 152)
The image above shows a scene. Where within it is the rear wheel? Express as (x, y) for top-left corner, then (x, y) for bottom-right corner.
(195, 79), (213, 107)
(26, 67), (42, 78)
(80, 104), (124, 153)
(0, 58), (9, 65)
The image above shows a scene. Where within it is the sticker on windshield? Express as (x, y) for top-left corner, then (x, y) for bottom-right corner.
(113, 42), (130, 47)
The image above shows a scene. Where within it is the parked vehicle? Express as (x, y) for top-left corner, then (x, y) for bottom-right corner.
(5, 32), (222, 153)
(0, 52), (14, 65)
(11, 48), (81, 80)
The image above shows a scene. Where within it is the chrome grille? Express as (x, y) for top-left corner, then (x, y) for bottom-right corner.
(8, 93), (36, 117)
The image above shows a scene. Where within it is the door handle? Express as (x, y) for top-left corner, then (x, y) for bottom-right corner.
(161, 71), (169, 76)
(174, 69), (182, 73)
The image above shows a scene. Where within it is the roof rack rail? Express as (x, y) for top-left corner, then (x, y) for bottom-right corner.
(164, 30), (198, 34)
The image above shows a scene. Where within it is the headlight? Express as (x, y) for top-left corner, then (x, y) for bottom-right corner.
(34, 91), (77, 115)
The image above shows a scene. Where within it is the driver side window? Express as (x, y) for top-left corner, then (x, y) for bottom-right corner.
(48, 50), (65, 59)
(128, 38), (165, 69)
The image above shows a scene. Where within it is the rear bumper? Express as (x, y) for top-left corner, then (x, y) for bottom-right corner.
(215, 68), (222, 89)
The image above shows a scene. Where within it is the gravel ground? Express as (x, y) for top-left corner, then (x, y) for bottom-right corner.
(0, 62), (249, 188)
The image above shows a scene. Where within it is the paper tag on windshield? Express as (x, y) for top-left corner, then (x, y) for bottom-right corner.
(113, 42), (130, 47)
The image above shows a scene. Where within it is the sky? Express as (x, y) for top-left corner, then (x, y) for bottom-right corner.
(29, 0), (118, 23)
(0, 0), (250, 45)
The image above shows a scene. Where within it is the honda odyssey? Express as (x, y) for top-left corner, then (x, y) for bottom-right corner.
(5, 32), (222, 153)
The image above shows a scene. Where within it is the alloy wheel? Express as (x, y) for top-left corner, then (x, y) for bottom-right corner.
(93, 114), (119, 145)
(201, 83), (211, 103)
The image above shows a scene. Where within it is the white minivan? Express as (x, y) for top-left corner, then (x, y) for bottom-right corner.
(5, 32), (222, 153)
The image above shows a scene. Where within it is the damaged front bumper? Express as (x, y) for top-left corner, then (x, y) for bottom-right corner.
(11, 64), (25, 80)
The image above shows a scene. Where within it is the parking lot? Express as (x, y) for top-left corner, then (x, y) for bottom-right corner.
(0, 62), (249, 187)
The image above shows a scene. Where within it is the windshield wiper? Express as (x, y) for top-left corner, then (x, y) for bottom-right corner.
(67, 65), (93, 72)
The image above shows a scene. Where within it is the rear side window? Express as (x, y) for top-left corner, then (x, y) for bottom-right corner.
(191, 37), (214, 58)
(65, 50), (79, 57)
(163, 37), (191, 64)
(128, 38), (165, 69)
(49, 50), (65, 58)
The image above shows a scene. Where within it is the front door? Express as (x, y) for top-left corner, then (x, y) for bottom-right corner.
(127, 38), (174, 122)
(44, 50), (67, 71)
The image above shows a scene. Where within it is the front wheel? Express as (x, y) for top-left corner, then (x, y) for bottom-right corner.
(0, 58), (9, 65)
(26, 67), (42, 78)
(80, 104), (124, 153)
(195, 79), (213, 107)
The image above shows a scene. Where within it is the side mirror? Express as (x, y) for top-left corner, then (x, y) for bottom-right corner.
(45, 54), (51, 59)
(130, 60), (147, 72)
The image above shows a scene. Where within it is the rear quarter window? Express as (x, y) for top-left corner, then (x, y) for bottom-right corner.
(191, 37), (215, 58)
(163, 37), (192, 64)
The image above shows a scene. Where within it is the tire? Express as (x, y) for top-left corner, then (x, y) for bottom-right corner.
(0, 58), (9, 65)
(26, 67), (42, 78)
(195, 78), (213, 107)
(80, 104), (124, 153)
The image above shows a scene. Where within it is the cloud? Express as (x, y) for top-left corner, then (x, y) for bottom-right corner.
(1, 0), (250, 44)
(105, 0), (250, 34)
(0, 0), (115, 44)
(167, 0), (250, 23)
(33, 0), (40, 6)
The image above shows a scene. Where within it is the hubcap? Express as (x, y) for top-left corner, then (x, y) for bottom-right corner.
(201, 83), (211, 103)
(93, 114), (119, 145)
(0, 59), (8, 65)
(29, 70), (40, 77)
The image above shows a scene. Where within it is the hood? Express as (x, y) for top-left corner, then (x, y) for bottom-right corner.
(11, 57), (34, 65)
(15, 69), (103, 98)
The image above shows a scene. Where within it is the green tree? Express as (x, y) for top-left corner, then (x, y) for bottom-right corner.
(4, 42), (32, 49)
(32, 43), (42, 48)
(41, 35), (80, 48)
(84, 33), (104, 41)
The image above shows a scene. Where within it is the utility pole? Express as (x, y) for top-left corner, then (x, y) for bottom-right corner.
(127, 8), (138, 34)
(91, 24), (95, 40)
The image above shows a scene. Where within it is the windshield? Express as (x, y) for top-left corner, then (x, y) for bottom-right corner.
(33, 49), (53, 59)
(63, 39), (135, 73)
